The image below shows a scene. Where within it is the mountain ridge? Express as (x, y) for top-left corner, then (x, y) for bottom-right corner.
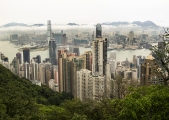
(2, 20), (159, 27)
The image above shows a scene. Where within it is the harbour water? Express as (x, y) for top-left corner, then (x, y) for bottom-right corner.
(0, 41), (153, 63)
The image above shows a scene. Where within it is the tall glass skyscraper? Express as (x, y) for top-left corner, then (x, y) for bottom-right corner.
(49, 39), (57, 65)
(23, 48), (30, 63)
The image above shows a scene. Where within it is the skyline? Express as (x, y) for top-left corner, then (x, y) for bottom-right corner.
(1, 0), (169, 26)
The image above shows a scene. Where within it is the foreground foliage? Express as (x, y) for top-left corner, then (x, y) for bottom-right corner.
(0, 64), (169, 119)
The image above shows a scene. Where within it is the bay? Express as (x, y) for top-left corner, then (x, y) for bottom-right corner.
(0, 41), (152, 63)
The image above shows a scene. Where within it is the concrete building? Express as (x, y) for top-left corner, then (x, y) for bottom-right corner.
(70, 46), (80, 56)
(39, 63), (46, 84)
(92, 25), (107, 76)
(11, 57), (19, 75)
(19, 64), (24, 77)
(91, 24), (111, 100)
(53, 65), (58, 84)
(58, 49), (68, 92)
(49, 79), (59, 92)
(77, 69), (92, 101)
(24, 62), (30, 79)
(2, 61), (10, 69)
(128, 31), (134, 45)
(54, 31), (67, 45)
(16, 52), (22, 64)
(108, 58), (116, 77)
(30, 60), (39, 80)
(45, 63), (52, 85)
(140, 55), (162, 86)
(10, 34), (19, 44)
(81, 51), (92, 71)
(58, 49), (77, 93)
(76, 68), (111, 101)
(72, 56), (85, 97)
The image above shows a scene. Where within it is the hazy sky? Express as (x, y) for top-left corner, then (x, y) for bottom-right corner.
(1, 0), (169, 26)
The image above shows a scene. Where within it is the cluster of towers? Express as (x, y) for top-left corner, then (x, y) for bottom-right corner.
(56, 23), (111, 101)
(0, 20), (163, 101)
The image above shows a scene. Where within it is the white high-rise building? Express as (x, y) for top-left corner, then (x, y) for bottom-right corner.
(92, 24), (107, 76)
(19, 64), (24, 77)
(77, 68), (110, 101)
(31, 60), (39, 80)
(2, 61), (10, 69)
(77, 69), (92, 101)
(24, 62), (30, 79)
(39, 63), (46, 84)
(108, 58), (116, 76)
(91, 24), (112, 100)
(92, 76), (105, 100)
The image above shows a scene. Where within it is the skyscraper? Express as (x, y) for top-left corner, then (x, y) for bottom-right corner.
(91, 24), (111, 100)
(92, 24), (107, 76)
(11, 57), (19, 75)
(128, 31), (134, 45)
(23, 48), (30, 63)
(38, 63), (46, 84)
(54, 31), (67, 45)
(49, 39), (57, 65)
(47, 20), (52, 43)
(16, 52), (22, 64)
(96, 24), (102, 38)
(24, 62), (30, 79)
(30, 60), (39, 80)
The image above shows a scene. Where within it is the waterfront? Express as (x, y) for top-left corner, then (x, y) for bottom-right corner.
(0, 41), (152, 63)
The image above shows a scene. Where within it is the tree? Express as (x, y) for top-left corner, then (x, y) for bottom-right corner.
(111, 75), (138, 99)
(150, 29), (169, 85)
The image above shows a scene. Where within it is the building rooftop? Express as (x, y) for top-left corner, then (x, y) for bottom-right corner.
(146, 54), (154, 60)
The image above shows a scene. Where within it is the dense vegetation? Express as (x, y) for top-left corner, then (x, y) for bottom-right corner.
(0, 64), (169, 119)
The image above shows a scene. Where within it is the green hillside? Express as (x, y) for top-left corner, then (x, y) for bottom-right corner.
(0, 64), (73, 119)
(0, 64), (169, 120)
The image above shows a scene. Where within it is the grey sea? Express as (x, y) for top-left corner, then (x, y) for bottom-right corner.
(0, 41), (154, 63)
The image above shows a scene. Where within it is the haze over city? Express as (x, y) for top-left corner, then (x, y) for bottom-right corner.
(1, 0), (169, 26)
(1, 0), (169, 119)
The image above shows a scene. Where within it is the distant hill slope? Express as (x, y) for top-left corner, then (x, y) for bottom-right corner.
(132, 20), (158, 27)
(67, 23), (79, 26)
(3, 22), (27, 27)
(102, 20), (158, 27)
(102, 21), (129, 26)
(31, 24), (44, 27)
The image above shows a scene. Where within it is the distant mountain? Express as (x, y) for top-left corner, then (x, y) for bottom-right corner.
(102, 21), (129, 26)
(102, 21), (158, 27)
(31, 24), (44, 27)
(67, 23), (79, 26)
(132, 21), (158, 27)
(3, 22), (27, 27)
